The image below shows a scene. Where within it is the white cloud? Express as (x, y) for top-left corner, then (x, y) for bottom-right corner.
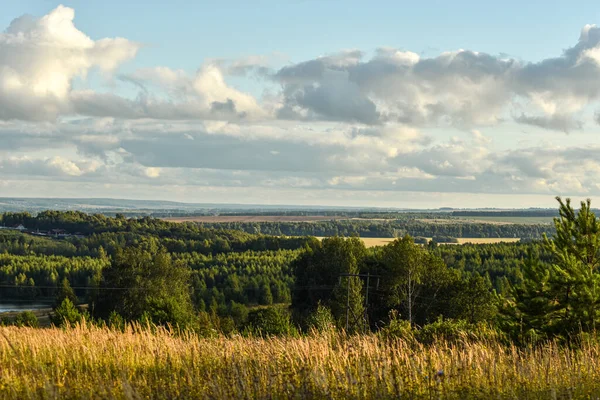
(4, 6), (600, 205)
(0, 5), (139, 121)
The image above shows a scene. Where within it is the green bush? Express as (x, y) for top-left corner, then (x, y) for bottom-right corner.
(52, 298), (86, 327)
(305, 302), (336, 333)
(416, 318), (501, 344)
(107, 311), (125, 331)
(245, 306), (298, 336)
(379, 310), (414, 341)
(14, 311), (39, 328)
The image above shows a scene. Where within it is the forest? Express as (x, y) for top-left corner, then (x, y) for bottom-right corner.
(0, 197), (594, 345)
(196, 218), (552, 238)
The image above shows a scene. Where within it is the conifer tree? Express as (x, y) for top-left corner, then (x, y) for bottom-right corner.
(544, 197), (600, 333)
(511, 197), (600, 340)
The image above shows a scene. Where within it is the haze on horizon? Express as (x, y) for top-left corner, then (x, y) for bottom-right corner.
(1, 1), (600, 209)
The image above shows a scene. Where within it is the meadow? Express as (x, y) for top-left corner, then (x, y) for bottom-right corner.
(1, 323), (600, 399)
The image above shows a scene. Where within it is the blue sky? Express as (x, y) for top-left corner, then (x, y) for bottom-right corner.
(1, 1), (600, 208)
(5, 0), (600, 67)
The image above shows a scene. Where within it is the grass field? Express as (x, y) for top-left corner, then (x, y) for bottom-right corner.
(455, 237), (520, 244)
(1, 323), (599, 399)
(317, 237), (521, 247)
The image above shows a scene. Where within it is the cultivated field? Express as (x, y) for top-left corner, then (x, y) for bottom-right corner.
(1, 323), (599, 399)
(455, 237), (521, 244)
(163, 215), (351, 223)
(317, 237), (521, 247)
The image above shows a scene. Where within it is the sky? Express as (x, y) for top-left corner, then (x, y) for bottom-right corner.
(2, 2), (600, 208)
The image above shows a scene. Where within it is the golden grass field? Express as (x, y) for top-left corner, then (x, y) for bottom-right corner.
(1, 323), (600, 399)
(317, 237), (521, 247)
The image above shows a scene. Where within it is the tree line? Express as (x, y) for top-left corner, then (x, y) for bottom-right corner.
(198, 219), (553, 239)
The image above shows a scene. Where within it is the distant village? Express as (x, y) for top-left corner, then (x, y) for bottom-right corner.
(0, 224), (85, 239)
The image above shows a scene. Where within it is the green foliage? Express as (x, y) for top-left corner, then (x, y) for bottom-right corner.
(54, 277), (77, 309)
(13, 311), (39, 328)
(95, 246), (197, 329)
(245, 306), (298, 336)
(378, 310), (414, 341)
(292, 237), (366, 329)
(52, 298), (85, 327)
(503, 197), (600, 342)
(305, 302), (336, 333)
(416, 318), (502, 345)
(107, 311), (126, 331)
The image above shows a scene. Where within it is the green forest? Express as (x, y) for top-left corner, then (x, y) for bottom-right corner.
(197, 218), (552, 238)
(0, 197), (598, 344)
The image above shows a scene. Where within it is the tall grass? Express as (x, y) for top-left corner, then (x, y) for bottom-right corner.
(1, 322), (599, 399)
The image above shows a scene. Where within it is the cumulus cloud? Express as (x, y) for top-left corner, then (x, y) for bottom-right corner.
(270, 25), (600, 130)
(5, 5), (600, 204)
(0, 5), (139, 121)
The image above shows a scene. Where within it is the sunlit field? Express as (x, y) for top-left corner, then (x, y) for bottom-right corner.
(317, 237), (521, 247)
(1, 323), (599, 399)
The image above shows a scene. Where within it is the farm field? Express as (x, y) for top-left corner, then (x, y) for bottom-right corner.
(316, 237), (521, 247)
(455, 237), (521, 244)
(1, 324), (600, 399)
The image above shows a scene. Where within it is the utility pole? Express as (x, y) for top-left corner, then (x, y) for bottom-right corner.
(339, 272), (380, 333)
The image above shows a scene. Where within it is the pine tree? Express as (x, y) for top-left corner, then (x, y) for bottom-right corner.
(512, 197), (600, 340)
(545, 197), (600, 333)
(54, 277), (77, 309)
(508, 249), (556, 341)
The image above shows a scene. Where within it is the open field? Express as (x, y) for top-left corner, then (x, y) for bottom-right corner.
(1, 324), (600, 399)
(454, 216), (555, 224)
(163, 215), (352, 223)
(455, 237), (521, 244)
(317, 237), (521, 247)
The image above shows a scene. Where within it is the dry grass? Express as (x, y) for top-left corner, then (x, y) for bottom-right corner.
(1, 323), (600, 399)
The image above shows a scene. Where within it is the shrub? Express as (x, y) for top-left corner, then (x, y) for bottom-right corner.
(14, 311), (38, 328)
(305, 302), (336, 333)
(107, 311), (125, 331)
(379, 310), (414, 341)
(416, 318), (501, 344)
(52, 298), (85, 327)
(245, 306), (298, 336)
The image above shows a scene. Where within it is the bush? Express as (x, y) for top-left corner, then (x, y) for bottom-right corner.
(52, 298), (86, 327)
(108, 311), (125, 331)
(379, 310), (414, 341)
(305, 303), (336, 333)
(245, 306), (298, 336)
(416, 318), (501, 344)
(14, 311), (39, 328)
